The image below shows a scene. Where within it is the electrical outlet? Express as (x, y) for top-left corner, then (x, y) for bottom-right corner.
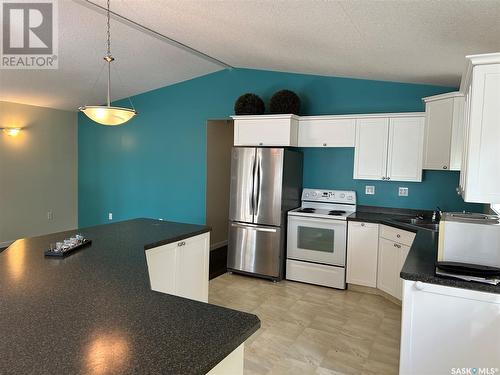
(47, 211), (53, 220)
(108, 212), (113, 220)
(365, 186), (375, 195)
(399, 187), (409, 197)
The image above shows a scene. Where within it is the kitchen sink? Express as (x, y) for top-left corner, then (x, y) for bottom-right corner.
(393, 218), (440, 231)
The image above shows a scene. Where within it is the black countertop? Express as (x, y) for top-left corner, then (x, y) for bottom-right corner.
(348, 210), (500, 295)
(0, 218), (260, 374)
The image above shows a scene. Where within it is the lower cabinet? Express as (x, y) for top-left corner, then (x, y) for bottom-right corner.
(145, 232), (210, 303)
(377, 225), (415, 300)
(400, 280), (500, 374)
(377, 238), (410, 299)
(346, 222), (379, 287)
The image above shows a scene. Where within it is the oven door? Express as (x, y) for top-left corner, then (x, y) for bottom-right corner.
(287, 215), (346, 266)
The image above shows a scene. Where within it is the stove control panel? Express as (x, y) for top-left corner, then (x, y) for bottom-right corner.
(302, 189), (356, 204)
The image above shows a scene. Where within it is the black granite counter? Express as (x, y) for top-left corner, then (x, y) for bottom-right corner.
(0, 218), (260, 374)
(348, 209), (500, 295)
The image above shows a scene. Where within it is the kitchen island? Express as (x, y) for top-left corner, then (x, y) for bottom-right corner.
(0, 218), (260, 374)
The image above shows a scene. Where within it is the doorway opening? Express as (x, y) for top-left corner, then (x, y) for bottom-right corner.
(206, 119), (234, 279)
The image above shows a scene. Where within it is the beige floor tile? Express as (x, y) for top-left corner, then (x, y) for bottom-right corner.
(208, 273), (402, 375)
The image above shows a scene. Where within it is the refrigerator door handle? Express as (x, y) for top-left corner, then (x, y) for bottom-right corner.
(255, 154), (262, 215)
(230, 223), (277, 233)
(252, 153), (259, 220)
(251, 154), (257, 216)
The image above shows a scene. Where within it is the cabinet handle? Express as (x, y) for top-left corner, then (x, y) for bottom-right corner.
(361, 223), (365, 227)
(443, 166), (448, 170)
(259, 142), (263, 146)
(393, 243), (401, 248)
(177, 241), (186, 247)
(397, 234), (401, 238)
(381, 177), (386, 180)
(387, 177), (391, 180)
(323, 143), (327, 147)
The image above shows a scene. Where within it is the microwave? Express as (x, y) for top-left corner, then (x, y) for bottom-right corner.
(437, 212), (500, 274)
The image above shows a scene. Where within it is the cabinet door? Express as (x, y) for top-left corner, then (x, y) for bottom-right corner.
(462, 64), (500, 203)
(298, 118), (355, 147)
(395, 243), (410, 300)
(234, 117), (298, 146)
(145, 242), (178, 295)
(377, 238), (398, 297)
(346, 222), (379, 287)
(423, 99), (454, 170)
(353, 118), (389, 180)
(386, 117), (424, 182)
(449, 96), (465, 171)
(176, 233), (210, 302)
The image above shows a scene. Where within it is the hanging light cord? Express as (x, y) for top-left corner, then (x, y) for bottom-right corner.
(105, 0), (113, 107)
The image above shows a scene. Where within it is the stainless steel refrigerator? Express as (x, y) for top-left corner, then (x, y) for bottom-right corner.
(227, 147), (303, 280)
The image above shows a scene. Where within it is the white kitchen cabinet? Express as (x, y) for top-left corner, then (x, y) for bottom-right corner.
(377, 225), (415, 300)
(232, 114), (299, 146)
(386, 117), (424, 182)
(354, 114), (424, 182)
(400, 280), (500, 374)
(353, 117), (389, 180)
(298, 116), (355, 147)
(145, 232), (210, 302)
(346, 221), (379, 287)
(422, 92), (465, 171)
(459, 53), (500, 204)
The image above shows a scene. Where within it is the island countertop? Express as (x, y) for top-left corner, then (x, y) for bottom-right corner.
(0, 218), (260, 374)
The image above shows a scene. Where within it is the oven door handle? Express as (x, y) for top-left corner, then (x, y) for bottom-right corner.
(288, 215), (348, 227)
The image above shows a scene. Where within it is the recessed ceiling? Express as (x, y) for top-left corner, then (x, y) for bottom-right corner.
(1, 0), (499, 111)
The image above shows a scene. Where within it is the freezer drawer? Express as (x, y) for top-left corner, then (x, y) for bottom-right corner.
(228, 222), (282, 278)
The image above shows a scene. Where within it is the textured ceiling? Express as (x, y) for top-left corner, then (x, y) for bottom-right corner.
(1, 0), (499, 111)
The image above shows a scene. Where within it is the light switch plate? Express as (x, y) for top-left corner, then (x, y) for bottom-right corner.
(108, 212), (113, 220)
(365, 186), (375, 195)
(399, 187), (409, 197)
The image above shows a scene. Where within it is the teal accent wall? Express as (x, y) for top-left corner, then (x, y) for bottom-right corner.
(78, 68), (482, 227)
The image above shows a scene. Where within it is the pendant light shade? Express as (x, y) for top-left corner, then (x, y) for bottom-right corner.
(79, 105), (137, 126)
(79, 0), (137, 126)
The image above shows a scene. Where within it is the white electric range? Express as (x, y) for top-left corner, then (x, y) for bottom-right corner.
(286, 189), (357, 289)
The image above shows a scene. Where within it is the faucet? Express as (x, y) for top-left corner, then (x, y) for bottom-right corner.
(432, 207), (442, 222)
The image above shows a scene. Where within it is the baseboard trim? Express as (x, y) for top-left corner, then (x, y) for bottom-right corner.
(210, 240), (228, 251)
(0, 240), (14, 248)
(347, 283), (401, 306)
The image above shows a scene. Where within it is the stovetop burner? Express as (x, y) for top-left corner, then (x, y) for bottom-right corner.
(328, 210), (347, 216)
(297, 208), (316, 213)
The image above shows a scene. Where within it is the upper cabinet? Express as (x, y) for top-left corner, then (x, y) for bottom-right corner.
(232, 114), (299, 147)
(354, 114), (424, 182)
(459, 53), (500, 204)
(422, 92), (464, 171)
(298, 116), (355, 147)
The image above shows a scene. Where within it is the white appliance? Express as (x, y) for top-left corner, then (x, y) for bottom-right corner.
(286, 189), (356, 289)
(437, 212), (500, 275)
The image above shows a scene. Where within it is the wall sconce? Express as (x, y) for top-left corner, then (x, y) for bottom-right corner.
(1, 128), (22, 137)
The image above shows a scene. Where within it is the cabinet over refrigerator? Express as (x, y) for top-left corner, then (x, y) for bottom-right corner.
(227, 147), (303, 281)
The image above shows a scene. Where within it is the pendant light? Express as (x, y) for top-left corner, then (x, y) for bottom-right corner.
(79, 0), (137, 126)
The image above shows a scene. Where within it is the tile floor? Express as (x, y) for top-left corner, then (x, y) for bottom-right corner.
(209, 273), (401, 375)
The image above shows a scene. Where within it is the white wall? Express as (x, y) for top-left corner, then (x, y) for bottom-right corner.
(0, 101), (78, 246)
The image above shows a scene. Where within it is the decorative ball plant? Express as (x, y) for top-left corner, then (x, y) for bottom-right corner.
(269, 90), (301, 115)
(234, 93), (265, 115)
